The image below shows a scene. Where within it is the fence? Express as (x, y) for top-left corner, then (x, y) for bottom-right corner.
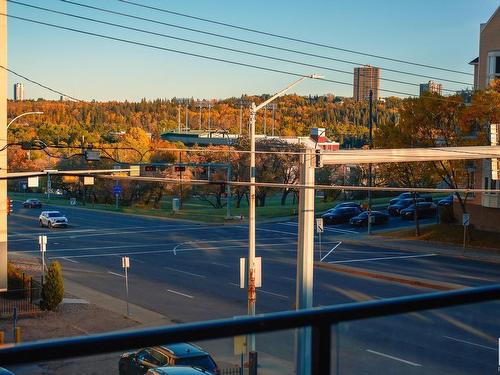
(0, 276), (41, 317)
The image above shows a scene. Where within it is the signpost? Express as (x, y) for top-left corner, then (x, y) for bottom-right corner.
(113, 184), (122, 210)
(122, 256), (130, 316)
(38, 235), (47, 283)
(316, 218), (324, 261)
(462, 213), (470, 249)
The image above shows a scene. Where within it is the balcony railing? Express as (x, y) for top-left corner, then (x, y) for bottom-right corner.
(0, 284), (498, 374)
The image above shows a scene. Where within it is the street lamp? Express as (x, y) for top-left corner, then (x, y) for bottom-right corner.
(7, 111), (43, 129)
(246, 74), (323, 353)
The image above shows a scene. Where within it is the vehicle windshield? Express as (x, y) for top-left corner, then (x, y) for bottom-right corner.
(175, 355), (216, 370)
(47, 212), (64, 218)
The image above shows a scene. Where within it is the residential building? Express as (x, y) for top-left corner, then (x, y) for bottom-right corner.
(458, 6), (500, 233)
(419, 80), (442, 96)
(353, 65), (380, 102)
(470, 6), (500, 90)
(13, 82), (23, 101)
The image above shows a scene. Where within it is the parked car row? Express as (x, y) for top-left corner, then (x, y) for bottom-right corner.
(320, 194), (453, 227)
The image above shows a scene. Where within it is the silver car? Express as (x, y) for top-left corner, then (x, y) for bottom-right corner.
(39, 211), (68, 228)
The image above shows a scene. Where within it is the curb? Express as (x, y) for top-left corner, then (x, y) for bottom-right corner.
(316, 262), (465, 291)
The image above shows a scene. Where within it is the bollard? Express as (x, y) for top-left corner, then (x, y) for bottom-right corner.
(14, 327), (21, 344)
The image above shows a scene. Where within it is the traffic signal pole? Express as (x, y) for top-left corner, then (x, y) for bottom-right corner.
(0, 0), (7, 291)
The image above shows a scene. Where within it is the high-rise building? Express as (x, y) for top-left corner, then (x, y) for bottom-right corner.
(353, 65), (380, 102)
(13, 83), (24, 101)
(419, 80), (443, 96)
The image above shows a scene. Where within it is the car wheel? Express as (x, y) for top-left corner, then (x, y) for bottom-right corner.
(118, 363), (127, 375)
(48, 221), (52, 229)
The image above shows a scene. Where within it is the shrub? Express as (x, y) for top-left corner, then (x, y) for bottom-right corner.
(41, 261), (64, 311)
(6, 263), (29, 299)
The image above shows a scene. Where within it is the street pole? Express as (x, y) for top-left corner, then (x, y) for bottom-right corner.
(177, 105), (181, 133)
(272, 104), (276, 136)
(226, 164), (232, 220)
(247, 74), (323, 358)
(47, 172), (51, 201)
(122, 256), (130, 316)
(38, 235), (47, 285)
(367, 90), (373, 235)
(296, 148), (315, 375)
(239, 101), (243, 135)
(0, 0), (7, 291)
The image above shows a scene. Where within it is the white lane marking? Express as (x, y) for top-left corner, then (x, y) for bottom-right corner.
(113, 254), (145, 264)
(167, 289), (193, 299)
(211, 262), (231, 269)
(442, 336), (496, 351)
(229, 282), (240, 287)
(257, 289), (289, 300)
(366, 349), (421, 367)
(107, 271), (125, 278)
(234, 225), (297, 236)
(164, 267), (206, 278)
(60, 257), (79, 264)
(280, 276), (295, 281)
(329, 253), (437, 264)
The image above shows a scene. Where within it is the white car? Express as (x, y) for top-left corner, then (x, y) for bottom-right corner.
(39, 211), (68, 228)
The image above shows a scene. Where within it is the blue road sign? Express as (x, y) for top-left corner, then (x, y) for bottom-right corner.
(113, 185), (122, 195)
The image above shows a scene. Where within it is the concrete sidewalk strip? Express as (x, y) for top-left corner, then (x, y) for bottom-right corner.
(64, 278), (172, 327)
(316, 262), (466, 291)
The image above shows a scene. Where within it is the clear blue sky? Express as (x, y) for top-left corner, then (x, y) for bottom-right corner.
(5, 0), (500, 101)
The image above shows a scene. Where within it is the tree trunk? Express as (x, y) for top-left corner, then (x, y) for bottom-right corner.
(281, 189), (291, 205)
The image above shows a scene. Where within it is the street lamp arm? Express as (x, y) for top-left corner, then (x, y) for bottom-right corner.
(254, 74), (323, 112)
(7, 111), (44, 129)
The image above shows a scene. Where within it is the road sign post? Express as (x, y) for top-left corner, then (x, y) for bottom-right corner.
(122, 256), (130, 316)
(113, 184), (122, 210)
(462, 213), (470, 249)
(316, 218), (324, 261)
(38, 235), (47, 284)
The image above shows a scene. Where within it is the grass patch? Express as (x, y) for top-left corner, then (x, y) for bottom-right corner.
(380, 223), (500, 250)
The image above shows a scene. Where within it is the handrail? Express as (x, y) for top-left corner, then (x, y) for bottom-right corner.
(0, 284), (498, 371)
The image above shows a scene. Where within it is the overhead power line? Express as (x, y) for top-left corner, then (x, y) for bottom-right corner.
(117, 0), (473, 77)
(0, 65), (82, 101)
(56, 0), (473, 86)
(4, 12), (422, 98)
(9, 0), (457, 93)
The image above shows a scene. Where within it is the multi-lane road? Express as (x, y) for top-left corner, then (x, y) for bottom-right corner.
(7, 201), (500, 374)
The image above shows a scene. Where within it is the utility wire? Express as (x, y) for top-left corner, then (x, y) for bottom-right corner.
(0, 64), (82, 101)
(56, 0), (473, 86)
(10, 0), (458, 92)
(4, 12), (422, 98)
(117, 0), (473, 77)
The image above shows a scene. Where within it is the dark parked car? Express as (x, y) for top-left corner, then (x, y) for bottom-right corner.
(321, 206), (361, 224)
(330, 202), (363, 211)
(389, 192), (432, 205)
(350, 211), (389, 226)
(437, 195), (454, 206)
(147, 366), (211, 375)
(388, 198), (424, 216)
(400, 202), (437, 220)
(119, 343), (219, 375)
(22, 198), (42, 208)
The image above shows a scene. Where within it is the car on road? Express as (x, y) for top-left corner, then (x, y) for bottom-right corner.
(22, 198), (42, 208)
(349, 210), (389, 226)
(119, 343), (219, 375)
(437, 195), (454, 206)
(387, 197), (424, 216)
(147, 366), (213, 375)
(321, 206), (361, 224)
(400, 202), (437, 220)
(39, 211), (68, 228)
(328, 201), (363, 211)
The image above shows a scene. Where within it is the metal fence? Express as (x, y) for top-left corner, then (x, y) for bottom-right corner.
(0, 276), (41, 317)
(0, 284), (497, 374)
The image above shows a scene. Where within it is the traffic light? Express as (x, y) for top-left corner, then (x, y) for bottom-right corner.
(6, 198), (11, 215)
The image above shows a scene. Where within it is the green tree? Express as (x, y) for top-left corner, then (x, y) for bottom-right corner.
(41, 261), (64, 311)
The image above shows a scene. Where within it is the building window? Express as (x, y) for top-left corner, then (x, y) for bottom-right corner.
(487, 51), (500, 86)
(484, 176), (489, 190)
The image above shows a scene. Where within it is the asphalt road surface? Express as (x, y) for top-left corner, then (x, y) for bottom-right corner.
(7, 202), (500, 374)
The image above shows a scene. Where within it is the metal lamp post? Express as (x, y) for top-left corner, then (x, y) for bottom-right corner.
(246, 74), (323, 354)
(7, 111), (43, 129)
